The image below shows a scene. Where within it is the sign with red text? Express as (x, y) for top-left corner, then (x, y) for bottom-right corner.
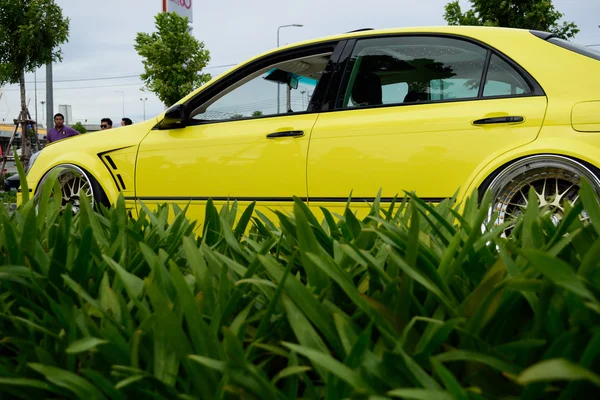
(162, 0), (193, 23)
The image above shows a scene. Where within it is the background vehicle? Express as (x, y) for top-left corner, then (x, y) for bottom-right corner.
(4, 173), (19, 192)
(23, 26), (600, 229)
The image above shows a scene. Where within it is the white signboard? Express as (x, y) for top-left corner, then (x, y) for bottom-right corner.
(163, 0), (193, 23)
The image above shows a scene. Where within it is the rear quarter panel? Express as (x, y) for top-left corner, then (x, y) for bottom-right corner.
(456, 30), (600, 201)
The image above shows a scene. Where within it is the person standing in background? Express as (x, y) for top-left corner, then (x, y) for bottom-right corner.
(46, 113), (80, 143)
(100, 118), (113, 130)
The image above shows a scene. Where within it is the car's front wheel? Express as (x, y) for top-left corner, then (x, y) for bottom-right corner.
(483, 155), (600, 232)
(35, 164), (108, 213)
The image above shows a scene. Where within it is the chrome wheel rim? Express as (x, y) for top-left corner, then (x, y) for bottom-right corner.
(36, 165), (94, 213)
(485, 155), (600, 234)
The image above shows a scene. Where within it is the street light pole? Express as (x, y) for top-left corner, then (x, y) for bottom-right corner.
(34, 69), (39, 151)
(115, 90), (124, 116)
(34, 69), (38, 124)
(140, 97), (148, 120)
(40, 101), (46, 127)
(276, 24), (303, 114)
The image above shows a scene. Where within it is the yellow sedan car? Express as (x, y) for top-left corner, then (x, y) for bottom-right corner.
(24, 25), (600, 227)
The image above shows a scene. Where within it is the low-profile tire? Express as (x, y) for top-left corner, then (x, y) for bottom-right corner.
(35, 164), (109, 213)
(482, 155), (600, 231)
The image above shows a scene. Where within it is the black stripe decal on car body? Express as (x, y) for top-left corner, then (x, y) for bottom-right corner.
(116, 174), (127, 190)
(124, 196), (449, 203)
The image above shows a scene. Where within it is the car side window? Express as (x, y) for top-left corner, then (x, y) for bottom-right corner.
(189, 52), (332, 121)
(483, 54), (532, 97)
(338, 36), (488, 108)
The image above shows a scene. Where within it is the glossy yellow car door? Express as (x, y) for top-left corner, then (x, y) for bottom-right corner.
(135, 41), (341, 226)
(135, 115), (318, 224)
(307, 35), (548, 217)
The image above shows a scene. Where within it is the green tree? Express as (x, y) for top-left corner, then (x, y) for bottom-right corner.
(251, 110), (264, 117)
(0, 0), (70, 169)
(71, 121), (87, 133)
(444, 0), (579, 39)
(134, 12), (211, 107)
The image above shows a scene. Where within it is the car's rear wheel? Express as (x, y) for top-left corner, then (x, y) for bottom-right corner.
(35, 164), (108, 213)
(483, 155), (600, 234)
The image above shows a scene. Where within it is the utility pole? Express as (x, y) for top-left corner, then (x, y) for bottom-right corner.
(46, 62), (53, 128)
(40, 101), (46, 126)
(34, 69), (39, 151)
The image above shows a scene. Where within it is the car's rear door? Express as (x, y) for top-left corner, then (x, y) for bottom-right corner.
(306, 34), (548, 216)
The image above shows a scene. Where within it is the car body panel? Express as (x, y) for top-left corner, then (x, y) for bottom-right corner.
(134, 114), (320, 224)
(462, 134), (600, 200)
(306, 96), (548, 214)
(99, 147), (138, 198)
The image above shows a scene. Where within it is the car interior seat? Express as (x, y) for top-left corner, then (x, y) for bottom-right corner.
(403, 91), (429, 103)
(351, 72), (383, 106)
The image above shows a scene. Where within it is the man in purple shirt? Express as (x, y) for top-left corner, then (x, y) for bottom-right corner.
(46, 113), (80, 144)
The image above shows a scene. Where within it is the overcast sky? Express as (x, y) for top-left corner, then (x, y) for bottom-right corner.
(0, 0), (598, 127)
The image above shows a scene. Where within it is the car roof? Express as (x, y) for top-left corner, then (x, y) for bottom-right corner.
(283, 25), (534, 48)
(238, 25), (536, 72)
(174, 25), (538, 108)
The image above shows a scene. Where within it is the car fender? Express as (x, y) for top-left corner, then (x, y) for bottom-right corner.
(28, 150), (123, 205)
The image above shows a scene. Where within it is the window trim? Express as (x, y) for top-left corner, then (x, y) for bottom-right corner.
(326, 33), (545, 112)
(477, 50), (492, 98)
(175, 40), (347, 127)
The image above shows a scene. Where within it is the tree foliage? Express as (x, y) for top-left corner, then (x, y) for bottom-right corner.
(71, 121), (87, 133)
(444, 0), (579, 39)
(134, 12), (211, 107)
(0, 0), (69, 84)
(0, 0), (70, 169)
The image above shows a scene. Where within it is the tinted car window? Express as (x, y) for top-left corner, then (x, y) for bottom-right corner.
(381, 82), (409, 104)
(483, 54), (532, 97)
(338, 36), (488, 108)
(190, 52), (332, 121)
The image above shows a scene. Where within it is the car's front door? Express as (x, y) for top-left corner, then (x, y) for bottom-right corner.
(135, 41), (341, 225)
(306, 34), (547, 216)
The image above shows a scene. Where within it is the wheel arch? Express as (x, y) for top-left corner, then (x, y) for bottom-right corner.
(32, 157), (119, 207)
(473, 152), (600, 204)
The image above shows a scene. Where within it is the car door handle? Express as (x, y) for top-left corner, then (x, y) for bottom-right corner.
(266, 130), (305, 138)
(473, 116), (524, 125)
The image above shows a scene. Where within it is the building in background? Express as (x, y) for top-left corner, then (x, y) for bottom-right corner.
(58, 104), (73, 125)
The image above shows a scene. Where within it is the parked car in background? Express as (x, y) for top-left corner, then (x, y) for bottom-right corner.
(4, 173), (19, 192)
(21, 26), (600, 229)
(3, 150), (42, 191)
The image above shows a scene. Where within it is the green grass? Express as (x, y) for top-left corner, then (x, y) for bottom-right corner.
(0, 190), (17, 204)
(0, 157), (599, 399)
